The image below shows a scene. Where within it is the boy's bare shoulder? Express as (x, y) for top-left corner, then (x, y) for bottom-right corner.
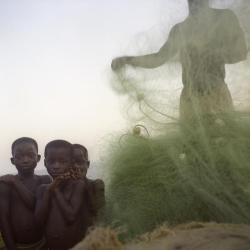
(94, 179), (105, 190)
(0, 174), (17, 186)
(35, 174), (52, 185)
(0, 174), (16, 180)
(86, 178), (105, 192)
(87, 178), (103, 183)
(88, 178), (104, 186)
(0, 180), (11, 193)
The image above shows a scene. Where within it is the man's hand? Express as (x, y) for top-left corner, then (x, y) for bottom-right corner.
(111, 56), (132, 71)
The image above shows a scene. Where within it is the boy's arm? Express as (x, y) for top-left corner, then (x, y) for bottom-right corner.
(111, 24), (180, 70)
(12, 175), (52, 210)
(54, 181), (86, 224)
(0, 175), (35, 210)
(35, 184), (51, 227)
(13, 179), (35, 209)
(86, 179), (105, 221)
(0, 183), (17, 250)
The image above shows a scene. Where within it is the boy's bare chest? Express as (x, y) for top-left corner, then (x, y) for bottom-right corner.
(22, 178), (41, 193)
(25, 181), (39, 192)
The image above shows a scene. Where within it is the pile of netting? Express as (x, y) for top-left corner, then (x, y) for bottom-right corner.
(103, 61), (250, 239)
(100, 0), (250, 241)
(103, 112), (250, 239)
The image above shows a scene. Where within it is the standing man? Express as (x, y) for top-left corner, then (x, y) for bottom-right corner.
(112, 0), (247, 121)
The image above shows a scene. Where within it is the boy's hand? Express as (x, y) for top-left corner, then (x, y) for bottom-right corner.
(48, 171), (72, 192)
(0, 175), (16, 184)
(48, 175), (65, 192)
(48, 179), (60, 192)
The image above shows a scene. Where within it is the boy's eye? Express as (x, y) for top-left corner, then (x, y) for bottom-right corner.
(27, 153), (36, 158)
(14, 152), (36, 159)
(15, 155), (22, 160)
(74, 159), (88, 164)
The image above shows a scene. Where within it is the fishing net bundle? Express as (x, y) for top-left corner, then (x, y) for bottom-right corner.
(101, 0), (250, 240)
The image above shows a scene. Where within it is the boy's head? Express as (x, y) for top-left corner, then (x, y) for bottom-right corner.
(72, 144), (89, 177)
(11, 137), (40, 174)
(44, 140), (73, 179)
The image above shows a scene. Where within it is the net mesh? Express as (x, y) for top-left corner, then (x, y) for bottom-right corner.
(102, 0), (250, 240)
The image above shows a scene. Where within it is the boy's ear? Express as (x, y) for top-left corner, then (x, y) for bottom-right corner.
(10, 157), (15, 165)
(87, 160), (90, 168)
(37, 154), (41, 162)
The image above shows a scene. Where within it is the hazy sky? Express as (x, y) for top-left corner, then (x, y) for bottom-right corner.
(0, 0), (187, 174)
(0, 0), (247, 175)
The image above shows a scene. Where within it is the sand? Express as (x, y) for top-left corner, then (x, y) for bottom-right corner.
(71, 223), (250, 250)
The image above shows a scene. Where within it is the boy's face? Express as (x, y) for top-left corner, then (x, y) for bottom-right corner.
(73, 148), (89, 177)
(11, 142), (40, 173)
(45, 147), (72, 179)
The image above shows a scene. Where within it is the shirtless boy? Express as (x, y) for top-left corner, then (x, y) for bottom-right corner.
(35, 140), (89, 250)
(0, 137), (51, 250)
(72, 144), (105, 223)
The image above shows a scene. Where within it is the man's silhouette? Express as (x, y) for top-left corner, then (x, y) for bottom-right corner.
(112, 0), (247, 121)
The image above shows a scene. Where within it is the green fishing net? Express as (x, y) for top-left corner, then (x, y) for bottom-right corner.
(103, 114), (250, 239)
(102, 1), (250, 240)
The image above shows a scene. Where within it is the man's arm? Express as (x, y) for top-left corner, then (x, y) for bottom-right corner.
(0, 183), (17, 250)
(111, 24), (180, 70)
(35, 185), (51, 227)
(222, 10), (247, 64)
(54, 181), (86, 224)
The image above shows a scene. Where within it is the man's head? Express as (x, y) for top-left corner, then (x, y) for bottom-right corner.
(11, 137), (40, 174)
(188, 0), (209, 15)
(44, 140), (73, 179)
(72, 144), (89, 177)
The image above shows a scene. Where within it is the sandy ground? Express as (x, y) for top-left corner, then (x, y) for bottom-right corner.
(71, 223), (250, 250)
